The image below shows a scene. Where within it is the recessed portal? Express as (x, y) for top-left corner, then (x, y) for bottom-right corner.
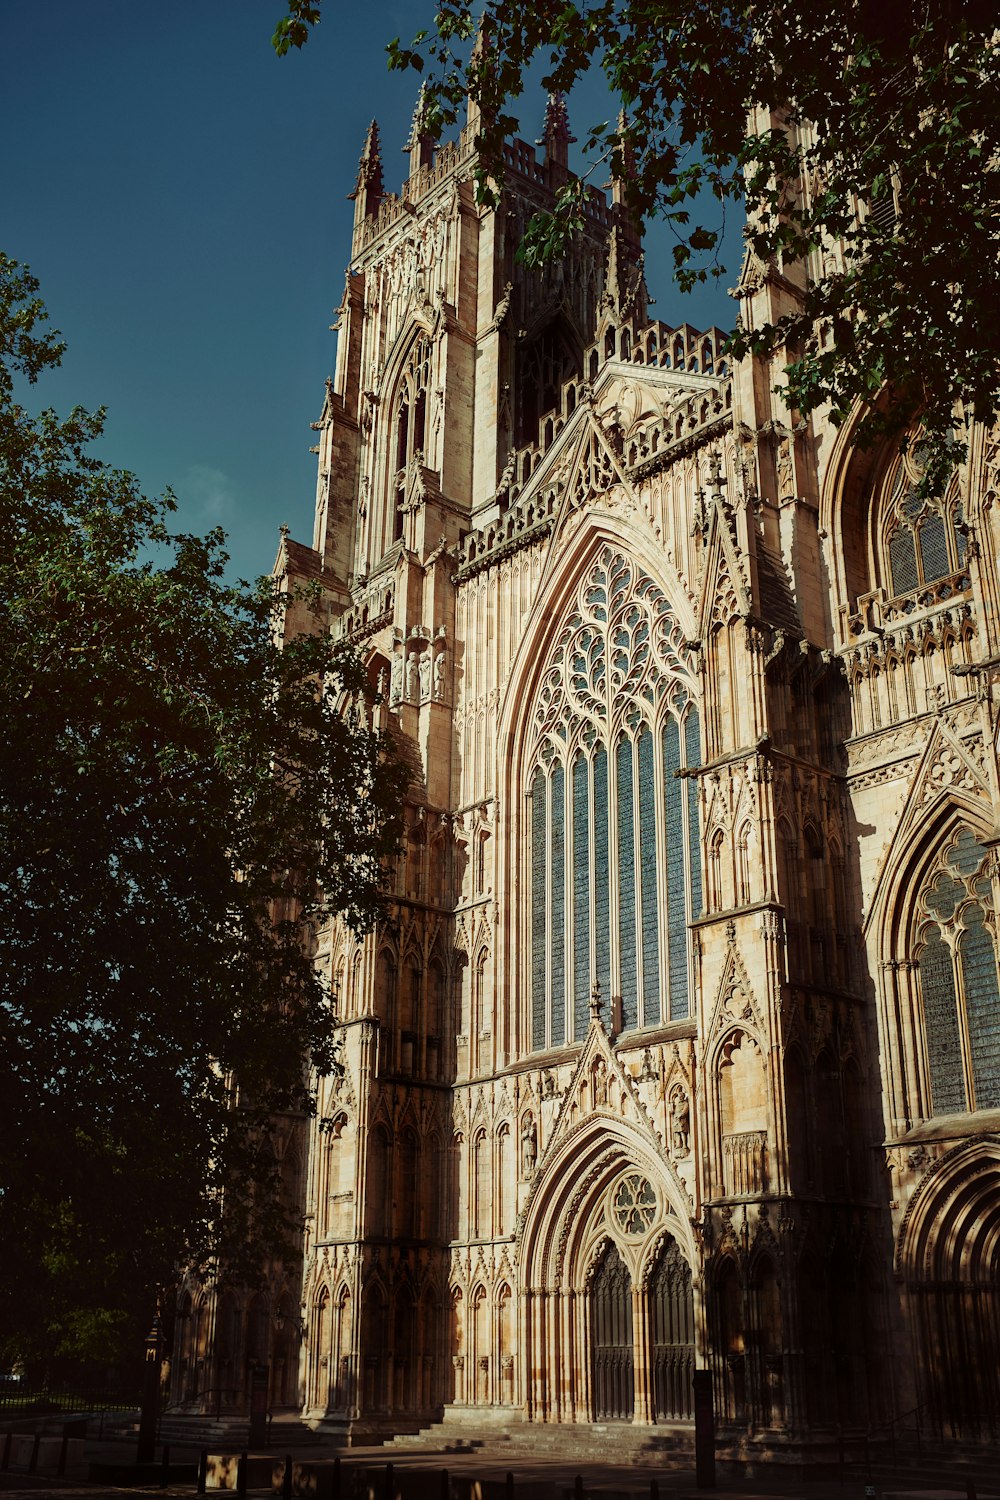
(591, 1242), (634, 1420)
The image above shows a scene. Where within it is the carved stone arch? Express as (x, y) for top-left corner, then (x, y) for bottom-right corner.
(640, 1223), (695, 1290)
(707, 945), (765, 1043)
(818, 395), (898, 628)
(583, 1233), (615, 1292)
(713, 1025), (770, 1199)
(518, 1114), (696, 1293)
(514, 305), (584, 449)
(896, 1134), (1000, 1282)
(893, 1134), (1000, 1440)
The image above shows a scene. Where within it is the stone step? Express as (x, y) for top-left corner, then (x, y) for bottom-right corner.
(387, 1422), (695, 1463)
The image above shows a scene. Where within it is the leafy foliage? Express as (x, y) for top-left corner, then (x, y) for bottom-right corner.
(275, 0), (1000, 489)
(0, 255), (406, 1374)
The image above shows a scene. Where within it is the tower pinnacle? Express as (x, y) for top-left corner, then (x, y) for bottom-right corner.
(350, 119), (383, 223)
(538, 91), (575, 170)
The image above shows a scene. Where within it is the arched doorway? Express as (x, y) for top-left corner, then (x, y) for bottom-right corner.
(649, 1236), (694, 1421)
(901, 1143), (1000, 1441)
(591, 1243), (634, 1420)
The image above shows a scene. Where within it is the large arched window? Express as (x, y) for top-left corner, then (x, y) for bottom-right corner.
(528, 548), (701, 1050)
(877, 446), (967, 601)
(515, 316), (579, 448)
(915, 826), (1000, 1115)
(390, 334), (431, 542)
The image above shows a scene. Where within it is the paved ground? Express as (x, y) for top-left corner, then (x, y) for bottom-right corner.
(1, 1432), (996, 1500)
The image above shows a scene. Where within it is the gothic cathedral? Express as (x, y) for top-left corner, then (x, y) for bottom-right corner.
(173, 93), (1000, 1458)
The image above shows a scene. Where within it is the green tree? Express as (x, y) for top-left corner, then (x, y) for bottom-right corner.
(0, 255), (406, 1377)
(275, 0), (1000, 489)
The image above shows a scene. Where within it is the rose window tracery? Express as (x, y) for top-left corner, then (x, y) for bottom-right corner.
(612, 1173), (657, 1236)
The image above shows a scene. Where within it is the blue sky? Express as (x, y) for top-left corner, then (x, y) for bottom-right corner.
(4, 1), (739, 582)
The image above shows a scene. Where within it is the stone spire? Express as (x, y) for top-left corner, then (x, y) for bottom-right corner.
(610, 110), (642, 247)
(538, 91), (575, 171)
(406, 82), (435, 175)
(350, 120), (383, 226)
(466, 18), (492, 134)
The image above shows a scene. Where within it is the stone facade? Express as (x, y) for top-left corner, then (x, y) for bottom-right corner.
(172, 97), (1000, 1456)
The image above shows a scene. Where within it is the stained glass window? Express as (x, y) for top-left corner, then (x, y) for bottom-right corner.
(638, 729), (660, 1028)
(594, 746), (611, 1009)
(526, 547), (700, 1050)
(882, 454), (967, 601)
(550, 764), (566, 1047)
(531, 769), (546, 1051)
(617, 738), (637, 1032)
(917, 828), (1000, 1115)
(573, 753), (590, 1042)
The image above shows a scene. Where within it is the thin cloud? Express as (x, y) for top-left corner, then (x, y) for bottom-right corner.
(179, 464), (239, 526)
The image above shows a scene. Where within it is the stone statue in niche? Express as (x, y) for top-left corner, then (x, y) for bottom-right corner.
(776, 437), (794, 499)
(406, 651), (421, 702)
(389, 649), (404, 706)
(593, 1057), (608, 1107)
(639, 1046), (657, 1082)
(520, 1115), (537, 1176)
(541, 1069), (556, 1099)
(670, 1088), (691, 1156)
(433, 646), (448, 701)
(419, 650), (431, 700)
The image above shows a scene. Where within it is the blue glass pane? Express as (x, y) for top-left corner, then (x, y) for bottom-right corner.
(573, 753), (590, 1042)
(889, 527), (918, 596)
(637, 728), (660, 1027)
(921, 923), (966, 1114)
(947, 827), (986, 879)
(594, 747), (611, 1008)
(918, 511), (949, 582)
(925, 871), (965, 922)
(686, 710), (703, 920)
(551, 764), (566, 1048)
(960, 907), (1000, 1110)
(663, 716), (686, 1020)
(531, 770), (547, 1051)
(617, 738), (637, 1031)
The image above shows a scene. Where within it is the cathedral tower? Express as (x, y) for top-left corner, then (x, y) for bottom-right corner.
(175, 94), (1000, 1461)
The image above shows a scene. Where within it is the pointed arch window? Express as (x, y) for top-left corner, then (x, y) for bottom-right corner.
(528, 548), (701, 1050)
(878, 445), (967, 602)
(915, 827), (1000, 1115)
(391, 334), (432, 542)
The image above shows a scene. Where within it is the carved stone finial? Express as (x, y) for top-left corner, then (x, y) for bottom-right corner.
(350, 120), (383, 220)
(538, 91), (575, 169)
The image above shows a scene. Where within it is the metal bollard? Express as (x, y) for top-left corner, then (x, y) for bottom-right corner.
(1, 1432), (11, 1472)
(334, 1454), (341, 1500)
(441, 1467), (450, 1500)
(282, 1452), (293, 1500)
(650, 1480), (659, 1500)
(237, 1450), (247, 1498)
(575, 1475), (584, 1500)
(28, 1433), (40, 1474)
(58, 1432), (69, 1476)
(385, 1461), (395, 1500)
(197, 1447), (208, 1494)
(160, 1443), (170, 1489)
(506, 1471), (514, 1500)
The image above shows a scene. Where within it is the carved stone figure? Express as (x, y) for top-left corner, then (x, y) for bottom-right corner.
(433, 646), (448, 700)
(389, 649), (404, 706)
(521, 1115), (537, 1176)
(406, 651), (420, 701)
(670, 1090), (690, 1156)
(419, 650), (431, 700)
